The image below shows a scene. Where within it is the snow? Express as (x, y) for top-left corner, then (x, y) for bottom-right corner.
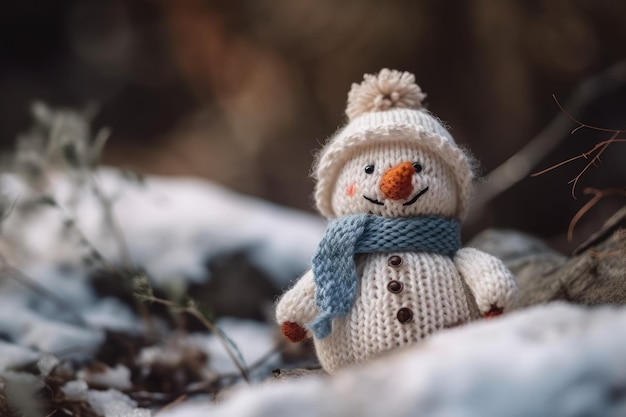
(5, 167), (624, 416)
(0, 371), (46, 416)
(159, 303), (626, 417)
(37, 354), (60, 377)
(18, 316), (104, 353)
(78, 364), (133, 391)
(61, 379), (89, 401)
(1, 168), (325, 289)
(202, 318), (278, 377)
(0, 168), (322, 376)
(0, 266), (105, 357)
(62, 382), (151, 416)
(152, 402), (213, 417)
(0, 341), (39, 371)
(87, 388), (150, 417)
(136, 318), (279, 385)
(83, 298), (141, 332)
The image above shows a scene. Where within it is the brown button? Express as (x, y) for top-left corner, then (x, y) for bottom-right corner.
(397, 308), (413, 323)
(388, 255), (402, 267)
(387, 280), (403, 294)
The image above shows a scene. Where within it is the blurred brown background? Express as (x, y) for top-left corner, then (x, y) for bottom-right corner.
(1, 0), (625, 252)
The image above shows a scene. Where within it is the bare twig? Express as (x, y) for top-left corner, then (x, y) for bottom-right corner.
(246, 343), (283, 373)
(589, 247), (626, 259)
(529, 96), (624, 198)
(574, 205), (626, 255)
(468, 59), (626, 221)
(523, 96), (625, 245)
(87, 173), (133, 269)
(564, 133), (619, 199)
(567, 188), (625, 241)
(530, 138), (626, 177)
(146, 295), (250, 383)
(42, 197), (116, 272)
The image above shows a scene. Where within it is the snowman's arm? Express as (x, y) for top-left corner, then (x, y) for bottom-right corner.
(454, 248), (518, 315)
(276, 269), (318, 339)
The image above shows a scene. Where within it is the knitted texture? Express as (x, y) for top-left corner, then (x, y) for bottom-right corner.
(380, 161), (414, 200)
(331, 144), (459, 219)
(310, 214), (461, 339)
(275, 68), (518, 374)
(281, 322), (308, 343)
(453, 248), (519, 312)
(282, 252), (494, 373)
(346, 69), (426, 121)
(313, 69), (474, 220)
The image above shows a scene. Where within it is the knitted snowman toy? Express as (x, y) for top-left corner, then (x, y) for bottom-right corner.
(276, 69), (518, 374)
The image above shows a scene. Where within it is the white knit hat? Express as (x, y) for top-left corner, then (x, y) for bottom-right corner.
(313, 69), (474, 219)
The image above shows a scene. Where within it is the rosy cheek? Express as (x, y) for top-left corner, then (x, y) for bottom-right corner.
(346, 183), (356, 197)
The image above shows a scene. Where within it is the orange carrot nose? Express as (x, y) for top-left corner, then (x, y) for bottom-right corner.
(380, 162), (414, 200)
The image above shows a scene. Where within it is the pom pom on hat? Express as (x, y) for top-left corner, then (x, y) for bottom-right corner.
(346, 69), (426, 121)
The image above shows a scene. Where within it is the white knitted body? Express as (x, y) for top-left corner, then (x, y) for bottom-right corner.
(276, 249), (517, 373)
(276, 69), (519, 374)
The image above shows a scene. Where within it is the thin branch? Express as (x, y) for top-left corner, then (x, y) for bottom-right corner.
(530, 138), (626, 177)
(552, 94), (624, 134)
(589, 246), (626, 259)
(567, 187), (626, 241)
(586, 226), (626, 258)
(246, 343), (283, 373)
(146, 295), (250, 383)
(565, 132), (619, 199)
(574, 205), (626, 255)
(47, 198), (116, 272)
(468, 59), (626, 222)
(87, 173), (133, 269)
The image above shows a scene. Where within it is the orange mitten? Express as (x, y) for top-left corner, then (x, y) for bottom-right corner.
(281, 322), (307, 342)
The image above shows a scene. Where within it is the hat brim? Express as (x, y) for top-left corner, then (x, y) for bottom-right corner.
(313, 125), (474, 219)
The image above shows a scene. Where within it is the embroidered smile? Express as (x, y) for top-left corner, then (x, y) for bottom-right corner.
(363, 186), (430, 207)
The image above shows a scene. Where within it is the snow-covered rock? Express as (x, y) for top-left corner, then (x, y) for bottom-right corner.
(160, 302), (626, 417)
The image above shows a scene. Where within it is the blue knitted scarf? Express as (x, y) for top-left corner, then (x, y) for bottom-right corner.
(309, 214), (461, 339)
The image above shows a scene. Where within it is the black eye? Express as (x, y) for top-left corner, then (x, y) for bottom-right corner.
(412, 162), (423, 173)
(364, 164), (375, 174)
